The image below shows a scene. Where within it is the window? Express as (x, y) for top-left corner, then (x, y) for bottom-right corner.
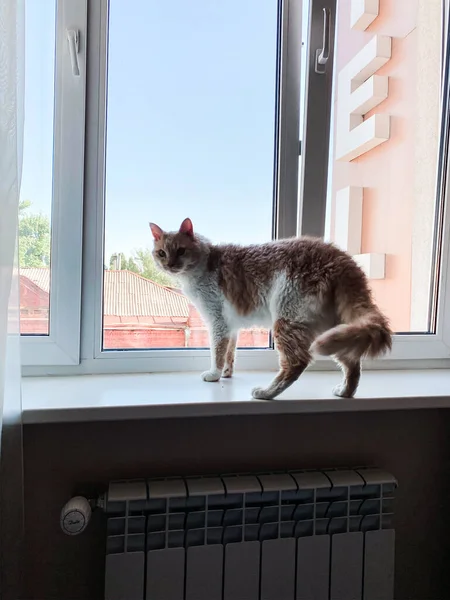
(102, 0), (278, 350)
(21, 0), (450, 374)
(326, 0), (444, 335)
(20, 0), (86, 368)
(321, 0), (450, 360)
(19, 0), (56, 337)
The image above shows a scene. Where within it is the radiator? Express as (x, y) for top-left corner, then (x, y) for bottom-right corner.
(101, 468), (396, 600)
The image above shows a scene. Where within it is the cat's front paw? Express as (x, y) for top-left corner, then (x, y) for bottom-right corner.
(332, 383), (353, 398)
(201, 369), (221, 382)
(251, 386), (274, 400)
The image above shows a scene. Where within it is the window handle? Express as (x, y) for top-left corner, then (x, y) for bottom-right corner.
(67, 29), (80, 77)
(315, 8), (331, 74)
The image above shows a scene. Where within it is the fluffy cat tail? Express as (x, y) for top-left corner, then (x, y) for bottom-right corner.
(311, 309), (392, 361)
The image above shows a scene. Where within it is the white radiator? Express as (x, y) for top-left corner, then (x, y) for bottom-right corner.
(100, 468), (396, 600)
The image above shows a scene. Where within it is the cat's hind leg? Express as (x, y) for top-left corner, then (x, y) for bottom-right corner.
(222, 333), (238, 378)
(252, 319), (313, 400)
(333, 355), (361, 398)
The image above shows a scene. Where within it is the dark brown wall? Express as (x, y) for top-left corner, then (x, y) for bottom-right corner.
(22, 409), (450, 599)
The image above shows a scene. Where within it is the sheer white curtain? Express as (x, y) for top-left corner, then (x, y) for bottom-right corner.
(0, 0), (25, 597)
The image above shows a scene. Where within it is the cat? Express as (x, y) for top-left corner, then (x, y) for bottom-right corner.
(149, 218), (392, 400)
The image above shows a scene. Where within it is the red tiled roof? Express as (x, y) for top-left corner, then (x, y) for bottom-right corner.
(103, 270), (189, 317)
(20, 268), (189, 318)
(20, 268), (50, 293)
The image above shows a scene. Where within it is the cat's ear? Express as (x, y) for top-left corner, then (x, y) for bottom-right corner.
(179, 218), (194, 237)
(149, 222), (163, 241)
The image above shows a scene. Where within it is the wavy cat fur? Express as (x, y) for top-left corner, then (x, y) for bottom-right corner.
(150, 218), (392, 400)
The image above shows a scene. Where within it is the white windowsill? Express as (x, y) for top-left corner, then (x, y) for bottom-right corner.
(21, 369), (450, 424)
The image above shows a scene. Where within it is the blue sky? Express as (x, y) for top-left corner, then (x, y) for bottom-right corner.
(21, 0), (308, 260)
(20, 0), (55, 224)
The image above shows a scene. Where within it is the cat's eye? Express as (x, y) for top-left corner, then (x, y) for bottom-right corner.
(177, 248), (185, 256)
(158, 249), (166, 258)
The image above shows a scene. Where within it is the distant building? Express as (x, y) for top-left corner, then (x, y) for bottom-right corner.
(19, 268), (268, 348)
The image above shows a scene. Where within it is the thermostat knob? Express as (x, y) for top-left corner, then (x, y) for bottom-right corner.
(60, 496), (92, 535)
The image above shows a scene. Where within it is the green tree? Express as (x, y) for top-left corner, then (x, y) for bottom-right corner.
(19, 200), (32, 214)
(124, 256), (139, 273)
(18, 201), (51, 268)
(108, 248), (175, 287)
(134, 248), (176, 286)
(109, 252), (139, 273)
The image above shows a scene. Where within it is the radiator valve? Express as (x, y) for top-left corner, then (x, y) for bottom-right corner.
(60, 496), (92, 535)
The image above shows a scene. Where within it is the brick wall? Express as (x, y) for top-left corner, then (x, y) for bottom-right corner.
(20, 314), (48, 335)
(20, 281), (271, 348)
(104, 328), (186, 349)
(20, 278), (49, 310)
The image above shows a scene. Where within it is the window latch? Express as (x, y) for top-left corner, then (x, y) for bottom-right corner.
(67, 29), (80, 77)
(315, 8), (331, 74)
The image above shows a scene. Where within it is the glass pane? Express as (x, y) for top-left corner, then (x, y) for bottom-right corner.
(19, 0), (56, 336)
(325, 0), (443, 333)
(103, 0), (278, 350)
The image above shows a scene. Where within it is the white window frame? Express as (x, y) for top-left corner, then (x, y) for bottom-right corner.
(22, 0), (450, 375)
(20, 0), (86, 367)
